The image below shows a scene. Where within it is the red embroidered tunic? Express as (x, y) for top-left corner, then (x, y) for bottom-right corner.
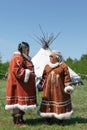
(5, 52), (37, 110)
(39, 63), (73, 120)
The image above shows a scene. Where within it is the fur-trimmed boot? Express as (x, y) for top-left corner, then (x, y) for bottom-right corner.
(12, 108), (26, 126)
(19, 110), (26, 124)
(45, 118), (52, 125)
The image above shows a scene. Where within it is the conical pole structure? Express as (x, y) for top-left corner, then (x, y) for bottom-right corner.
(34, 24), (61, 49)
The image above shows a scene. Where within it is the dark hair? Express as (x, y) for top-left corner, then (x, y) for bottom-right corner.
(18, 41), (29, 52)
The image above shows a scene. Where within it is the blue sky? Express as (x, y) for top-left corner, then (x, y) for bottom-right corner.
(0, 0), (87, 62)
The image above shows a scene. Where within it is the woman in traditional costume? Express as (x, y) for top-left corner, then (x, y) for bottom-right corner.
(5, 42), (37, 126)
(37, 50), (74, 125)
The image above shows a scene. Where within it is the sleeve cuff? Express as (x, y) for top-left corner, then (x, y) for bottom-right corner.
(24, 69), (31, 83)
(64, 85), (74, 93)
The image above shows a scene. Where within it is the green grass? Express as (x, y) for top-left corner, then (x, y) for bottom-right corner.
(0, 79), (87, 130)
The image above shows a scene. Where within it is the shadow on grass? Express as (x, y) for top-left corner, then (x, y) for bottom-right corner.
(26, 116), (87, 126)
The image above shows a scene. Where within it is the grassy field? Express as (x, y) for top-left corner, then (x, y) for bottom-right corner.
(0, 79), (87, 130)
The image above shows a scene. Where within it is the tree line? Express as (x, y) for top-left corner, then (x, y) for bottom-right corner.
(0, 53), (87, 79)
(65, 53), (87, 79)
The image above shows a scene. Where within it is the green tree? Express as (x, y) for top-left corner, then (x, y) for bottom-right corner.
(80, 54), (87, 61)
(0, 62), (9, 79)
(0, 53), (2, 63)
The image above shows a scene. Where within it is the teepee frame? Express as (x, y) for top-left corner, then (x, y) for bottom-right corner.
(34, 24), (61, 49)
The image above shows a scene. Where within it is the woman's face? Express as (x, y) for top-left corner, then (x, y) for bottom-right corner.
(22, 48), (29, 56)
(49, 52), (59, 64)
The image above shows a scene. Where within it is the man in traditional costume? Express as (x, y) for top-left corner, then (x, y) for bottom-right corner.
(5, 42), (37, 126)
(37, 50), (74, 125)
